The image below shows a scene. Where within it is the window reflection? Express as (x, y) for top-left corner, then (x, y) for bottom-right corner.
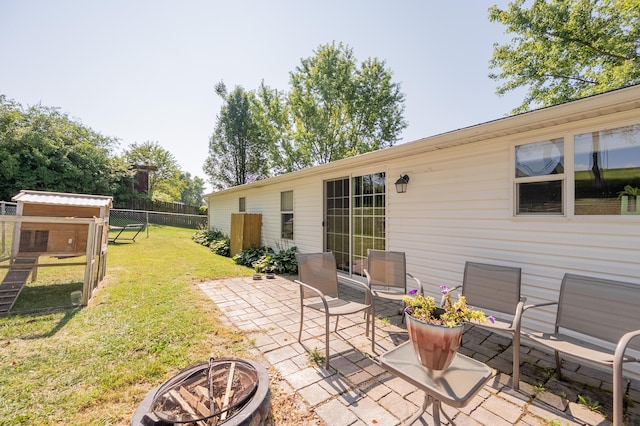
(515, 139), (564, 177)
(574, 124), (640, 215)
(514, 139), (565, 215)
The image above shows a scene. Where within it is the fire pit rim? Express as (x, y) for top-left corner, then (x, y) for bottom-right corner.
(131, 357), (270, 426)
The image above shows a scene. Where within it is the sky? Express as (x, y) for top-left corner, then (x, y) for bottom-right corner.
(0, 1), (527, 191)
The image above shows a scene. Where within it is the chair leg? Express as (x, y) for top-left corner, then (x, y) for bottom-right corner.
(298, 304), (304, 343)
(365, 311), (370, 337)
(613, 360), (625, 426)
(325, 312), (331, 369)
(555, 350), (563, 379)
(370, 306), (375, 353)
(367, 297), (375, 338)
(512, 331), (520, 391)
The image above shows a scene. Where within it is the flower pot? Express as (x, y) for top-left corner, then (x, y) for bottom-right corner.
(266, 272), (275, 279)
(406, 314), (464, 370)
(621, 195), (639, 215)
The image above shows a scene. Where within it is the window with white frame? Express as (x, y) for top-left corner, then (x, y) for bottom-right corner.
(239, 197), (246, 212)
(513, 123), (640, 216)
(574, 124), (640, 215)
(514, 138), (565, 215)
(281, 190), (293, 239)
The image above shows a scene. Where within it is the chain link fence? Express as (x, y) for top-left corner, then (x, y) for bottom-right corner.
(109, 208), (207, 230)
(0, 202), (207, 229)
(0, 204), (207, 253)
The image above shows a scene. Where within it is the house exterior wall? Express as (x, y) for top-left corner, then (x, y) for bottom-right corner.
(207, 88), (640, 347)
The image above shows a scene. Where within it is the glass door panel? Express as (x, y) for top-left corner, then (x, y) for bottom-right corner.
(324, 173), (386, 276)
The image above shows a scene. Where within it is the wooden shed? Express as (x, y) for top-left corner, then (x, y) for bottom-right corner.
(0, 190), (113, 310)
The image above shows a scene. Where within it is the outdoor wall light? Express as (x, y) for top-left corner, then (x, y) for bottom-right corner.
(394, 174), (410, 193)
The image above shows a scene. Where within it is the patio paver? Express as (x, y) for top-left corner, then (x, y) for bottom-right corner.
(199, 275), (640, 425)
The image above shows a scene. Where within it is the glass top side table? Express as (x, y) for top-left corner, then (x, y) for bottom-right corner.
(379, 341), (494, 425)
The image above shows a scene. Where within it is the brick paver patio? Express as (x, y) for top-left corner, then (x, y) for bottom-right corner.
(199, 276), (640, 425)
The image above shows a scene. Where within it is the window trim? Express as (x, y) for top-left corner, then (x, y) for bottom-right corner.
(512, 137), (566, 217)
(280, 190), (294, 240)
(511, 117), (640, 220)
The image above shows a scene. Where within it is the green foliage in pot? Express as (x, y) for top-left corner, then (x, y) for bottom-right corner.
(403, 286), (494, 328)
(617, 185), (640, 198)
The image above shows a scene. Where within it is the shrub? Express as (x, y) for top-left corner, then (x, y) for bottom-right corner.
(270, 246), (298, 274)
(251, 246), (298, 275)
(192, 229), (227, 246)
(210, 239), (230, 257)
(233, 247), (274, 269)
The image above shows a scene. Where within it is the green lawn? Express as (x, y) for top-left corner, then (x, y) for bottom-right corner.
(0, 226), (258, 425)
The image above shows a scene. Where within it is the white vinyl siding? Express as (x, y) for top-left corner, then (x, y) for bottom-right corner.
(207, 87), (640, 377)
(209, 116), (639, 333)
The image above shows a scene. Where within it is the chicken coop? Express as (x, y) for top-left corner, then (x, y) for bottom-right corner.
(0, 190), (112, 312)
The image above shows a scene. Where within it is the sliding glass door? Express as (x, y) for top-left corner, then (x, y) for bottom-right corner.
(324, 172), (386, 275)
(325, 178), (350, 272)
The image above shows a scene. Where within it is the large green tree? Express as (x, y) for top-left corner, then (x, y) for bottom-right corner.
(205, 44), (407, 187)
(121, 141), (182, 202)
(179, 172), (206, 206)
(0, 95), (128, 201)
(489, 0), (640, 113)
(252, 82), (295, 175)
(204, 82), (271, 190)
(287, 42), (407, 169)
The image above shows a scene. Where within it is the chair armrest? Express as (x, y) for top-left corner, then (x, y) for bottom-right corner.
(511, 300), (526, 330)
(363, 269), (372, 287)
(522, 301), (558, 315)
(614, 330), (640, 366)
(407, 273), (423, 294)
(339, 276), (376, 311)
(295, 279), (330, 312)
(340, 276), (375, 299)
(613, 329), (640, 425)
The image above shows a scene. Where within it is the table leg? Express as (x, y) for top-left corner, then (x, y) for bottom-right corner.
(405, 392), (434, 425)
(432, 398), (440, 425)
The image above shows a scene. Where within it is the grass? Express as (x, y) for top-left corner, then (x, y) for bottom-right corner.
(0, 225), (297, 425)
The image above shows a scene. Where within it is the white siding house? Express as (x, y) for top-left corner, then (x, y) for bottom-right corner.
(206, 85), (640, 338)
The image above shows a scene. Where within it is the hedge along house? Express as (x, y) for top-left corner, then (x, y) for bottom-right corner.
(206, 85), (640, 352)
(0, 190), (112, 310)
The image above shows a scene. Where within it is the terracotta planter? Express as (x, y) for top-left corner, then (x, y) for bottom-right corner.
(406, 314), (464, 370)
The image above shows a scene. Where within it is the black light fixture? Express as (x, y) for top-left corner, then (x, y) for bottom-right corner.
(394, 174), (410, 193)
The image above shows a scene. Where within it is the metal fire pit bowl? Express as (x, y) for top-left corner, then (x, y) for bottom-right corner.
(131, 358), (270, 426)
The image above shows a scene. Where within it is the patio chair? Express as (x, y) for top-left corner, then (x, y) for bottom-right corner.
(295, 252), (375, 369)
(448, 261), (524, 390)
(363, 250), (422, 325)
